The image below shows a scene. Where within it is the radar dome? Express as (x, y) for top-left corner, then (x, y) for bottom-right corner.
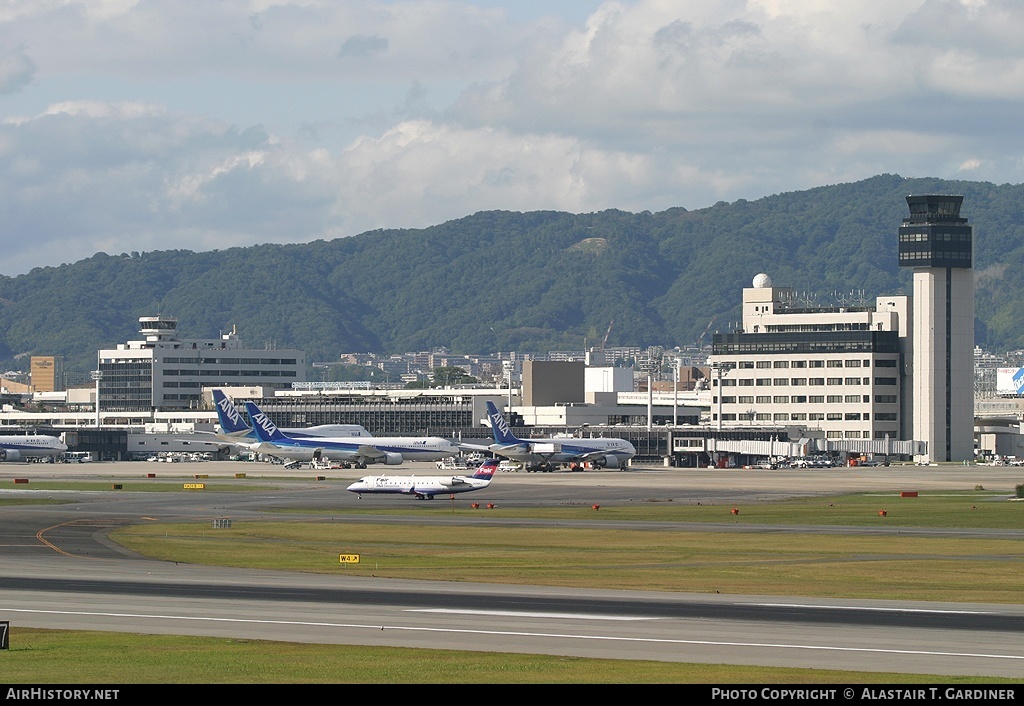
(752, 273), (772, 288)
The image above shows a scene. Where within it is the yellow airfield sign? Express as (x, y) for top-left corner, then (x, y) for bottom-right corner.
(338, 554), (360, 564)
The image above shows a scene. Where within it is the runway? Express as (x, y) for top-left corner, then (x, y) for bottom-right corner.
(1, 460), (1023, 678)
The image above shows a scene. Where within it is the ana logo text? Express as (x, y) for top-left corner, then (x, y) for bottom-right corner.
(252, 412), (277, 435)
(493, 410), (512, 436)
(217, 397), (243, 426)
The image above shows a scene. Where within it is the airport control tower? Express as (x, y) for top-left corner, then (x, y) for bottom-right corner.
(898, 195), (975, 462)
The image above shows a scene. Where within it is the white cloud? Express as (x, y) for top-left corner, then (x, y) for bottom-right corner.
(0, 46), (34, 94)
(335, 119), (637, 220)
(1, 1), (1024, 275)
(0, 103), (308, 271)
(0, 1), (523, 80)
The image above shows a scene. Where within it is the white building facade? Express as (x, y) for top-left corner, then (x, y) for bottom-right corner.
(710, 275), (908, 445)
(97, 316), (305, 412)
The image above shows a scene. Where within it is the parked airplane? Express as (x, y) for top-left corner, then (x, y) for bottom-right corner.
(244, 401), (460, 468)
(347, 458), (498, 500)
(212, 389), (372, 443)
(478, 401), (636, 472)
(0, 434), (68, 461)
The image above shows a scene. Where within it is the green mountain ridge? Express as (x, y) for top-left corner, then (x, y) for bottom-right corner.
(3, 174), (1023, 375)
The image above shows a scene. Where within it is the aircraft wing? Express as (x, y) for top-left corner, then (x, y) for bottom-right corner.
(490, 443), (528, 455)
(457, 441), (492, 451)
(184, 430), (233, 441)
(577, 449), (612, 461)
(171, 432), (238, 449)
(173, 439), (236, 451)
(214, 430), (255, 442)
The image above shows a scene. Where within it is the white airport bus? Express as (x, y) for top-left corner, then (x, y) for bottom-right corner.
(62, 451), (93, 463)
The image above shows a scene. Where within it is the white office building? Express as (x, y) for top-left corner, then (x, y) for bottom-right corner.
(709, 275), (908, 445)
(96, 316), (305, 412)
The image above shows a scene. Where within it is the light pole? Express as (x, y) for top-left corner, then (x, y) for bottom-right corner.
(647, 375), (653, 431)
(503, 359), (514, 414)
(673, 360), (679, 427)
(90, 370), (103, 428)
(710, 363), (729, 432)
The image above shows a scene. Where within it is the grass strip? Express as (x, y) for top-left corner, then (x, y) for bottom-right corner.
(1, 628), (1012, 684)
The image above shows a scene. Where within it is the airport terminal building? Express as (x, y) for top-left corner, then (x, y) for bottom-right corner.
(97, 316), (305, 413)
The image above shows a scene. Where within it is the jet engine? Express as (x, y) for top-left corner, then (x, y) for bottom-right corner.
(383, 452), (403, 465)
(0, 449), (22, 462)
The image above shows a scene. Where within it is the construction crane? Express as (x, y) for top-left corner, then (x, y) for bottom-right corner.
(696, 316), (717, 349)
(602, 320), (614, 349)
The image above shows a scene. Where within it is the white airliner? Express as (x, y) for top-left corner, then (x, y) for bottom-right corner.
(244, 401), (460, 468)
(0, 434), (68, 461)
(473, 401), (636, 473)
(347, 458), (498, 500)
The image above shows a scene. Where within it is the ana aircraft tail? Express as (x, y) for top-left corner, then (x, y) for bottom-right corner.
(212, 389), (250, 435)
(485, 401), (520, 445)
(244, 402), (290, 443)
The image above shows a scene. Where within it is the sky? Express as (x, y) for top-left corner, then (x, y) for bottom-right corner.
(2, 0), (1023, 276)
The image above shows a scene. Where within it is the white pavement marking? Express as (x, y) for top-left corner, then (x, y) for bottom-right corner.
(3, 607), (1022, 661)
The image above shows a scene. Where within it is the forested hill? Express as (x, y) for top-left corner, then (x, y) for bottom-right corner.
(3, 173), (1024, 374)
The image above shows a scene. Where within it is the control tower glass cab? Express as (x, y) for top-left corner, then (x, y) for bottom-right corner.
(898, 195), (972, 268)
(138, 315), (178, 343)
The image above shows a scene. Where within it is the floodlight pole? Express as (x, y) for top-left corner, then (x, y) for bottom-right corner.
(647, 375), (653, 431)
(505, 359), (514, 414)
(710, 362), (728, 433)
(673, 360), (679, 427)
(90, 370), (103, 428)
